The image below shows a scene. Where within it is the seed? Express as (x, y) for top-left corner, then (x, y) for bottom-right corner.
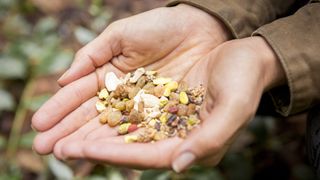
(118, 123), (131, 135)
(169, 92), (179, 102)
(177, 104), (188, 116)
(114, 84), (128, 98)
(115, 101), (126, 111)
(154, 132), (167, 141)
(128, 124), (138, 133)
(138, 101), (144, 113)
(160, 112), (168, 124)
(167, 114), (177, 125)
(163, 88), (171, 97)
(95, 101), (106, 113)
(124, 135), (139, 143)
(165, 81), (178, 91)
(142, 82), (155, 94)
(107, 110), (122, 127)
(153, 77), (172, 85)
(98, 88), (109, 99)
(179, 91), (189, 104)
(148, 119), (157, 127)
(187, 116), (199, 126)
(159, 96), (168, 107)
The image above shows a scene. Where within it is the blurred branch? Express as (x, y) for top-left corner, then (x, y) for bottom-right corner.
(6, 74), (35, 160)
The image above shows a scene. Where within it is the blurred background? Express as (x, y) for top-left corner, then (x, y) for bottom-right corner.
(0, 0), (316, 179)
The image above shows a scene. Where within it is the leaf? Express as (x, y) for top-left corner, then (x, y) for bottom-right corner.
(0, 56), (27, 79)
(48, 155), (74, 180)
(141, 170), (170, 180)
(0, 89), (15, 111)
(74, 27), (97, 45)
(34, 16), (58, 34)
(19, 131), (36, 148)
(0, 135), (6, 149)
(47, 50), (73, 74)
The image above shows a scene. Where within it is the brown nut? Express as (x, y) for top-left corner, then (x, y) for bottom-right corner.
(153, 85), (165, 97)
(128, 86), (141, 99)
(128, 109), (142, 124)
(187, 103), (197, 115)
(177, 104), (188, 116)
(125, 99), (134, 112)
(107, 110), (122, 127)
(115, 101), (126, 111)
(99, 107), (112, 124)
(136, 75), (147, 88)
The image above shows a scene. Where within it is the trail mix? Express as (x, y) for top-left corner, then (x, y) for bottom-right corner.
(95, 68), (205, 143)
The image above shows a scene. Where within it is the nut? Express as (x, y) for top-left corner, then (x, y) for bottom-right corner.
(96, 101), (106, 113)
(179, 91), (189, 104)
(98, 88), (109, 99)
(124, 135), (139, 143)
(130, 68), (145, 83)
(107, 110), (122, 127)
(153, 77), (172, 85)
(105, 72), (122, 91)
(118, 123), (131, 135)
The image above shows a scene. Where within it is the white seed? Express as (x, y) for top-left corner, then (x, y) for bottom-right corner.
(105, 72), (122, 91)
(153, 77), (172, 85)
(129, 68), (145, 83)
(95, 101), (106, 113)
(141, 93), (160, 108)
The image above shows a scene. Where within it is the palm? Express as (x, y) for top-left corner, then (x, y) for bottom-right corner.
(32, 4), (229, 156)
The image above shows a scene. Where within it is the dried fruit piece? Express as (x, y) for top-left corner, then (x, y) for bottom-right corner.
(187, 103), (197, 115)
(105, 72), (122, 91)
(118, 123), (131, 135)
(128, 109), (143, 124)
(153, 85), (165, 97)
(128, 124), (138, 133)
(177, 104), (188, 116)
(125, 135), (139, 143)
(98, 88), (109, 99)
(179, 91), (189, 104)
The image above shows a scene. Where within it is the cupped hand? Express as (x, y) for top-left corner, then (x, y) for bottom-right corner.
(32, 4), (230, 155)
(54, 37), (286, 172)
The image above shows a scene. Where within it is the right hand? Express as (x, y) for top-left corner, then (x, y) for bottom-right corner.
(32, 4), (231, 155)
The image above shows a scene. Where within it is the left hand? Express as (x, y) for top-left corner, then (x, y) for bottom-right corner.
(57, 37), (286, 172)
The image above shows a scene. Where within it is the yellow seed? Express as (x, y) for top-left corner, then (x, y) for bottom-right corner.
(187, 117), (199, 126)
(95, 101), (106, 113)
(160, 113), (168, 124)
(153, 77), (172, 85)
(165, 81), (178, 91)
(118, 123), (131, 135)
(123, 98), (129, 102)
(148, 119), (157, 127)
(124, 135), (138, 143)
(98, 88), (109, 99)
(159, 96), (168, 107)
(163, 88), (171, 97)
(179, 91), (189, 104)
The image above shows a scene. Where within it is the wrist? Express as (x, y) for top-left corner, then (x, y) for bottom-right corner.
(249, 36), (286, 91)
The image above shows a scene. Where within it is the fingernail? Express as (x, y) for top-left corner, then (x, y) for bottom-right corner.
(172, 152), (195, 173)
(58, 69), (69, 82)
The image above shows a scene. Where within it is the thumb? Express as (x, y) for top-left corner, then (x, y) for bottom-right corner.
(171, 101), (252, 172)
(58, 26), (121, 86)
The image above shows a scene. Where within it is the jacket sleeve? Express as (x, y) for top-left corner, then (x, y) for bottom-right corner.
(253, 2), (320, 116)
(167, 0), (309, 38)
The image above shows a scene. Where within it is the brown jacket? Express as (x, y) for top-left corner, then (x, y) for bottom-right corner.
(167, 0), (320, 117)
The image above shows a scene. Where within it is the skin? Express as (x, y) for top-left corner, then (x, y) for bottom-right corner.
(32, 4), (286, 172)
(32, 4), (230, 155)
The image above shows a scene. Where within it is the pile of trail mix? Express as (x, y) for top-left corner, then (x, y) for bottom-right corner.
(95, 68), (205, 143)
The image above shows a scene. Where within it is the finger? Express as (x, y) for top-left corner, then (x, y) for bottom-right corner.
(32, 63), (123, 132)
(32, 97), (99, 155)
(53, 115), (116, 160)
(58, 25), (121, 86)
(171, 101), (252, 173)
(62, 137), (183, 169)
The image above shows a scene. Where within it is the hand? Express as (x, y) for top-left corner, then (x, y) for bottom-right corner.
(55, 37), (286, 171)
(32, 4), (230, 155)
